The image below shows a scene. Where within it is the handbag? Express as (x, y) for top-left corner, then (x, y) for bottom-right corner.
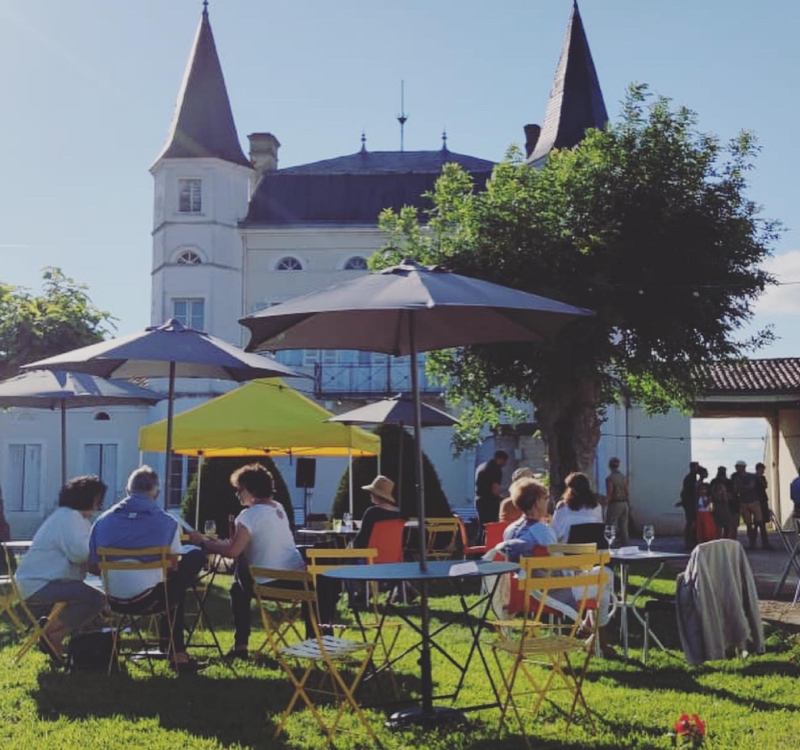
(67, 629), (115, 672)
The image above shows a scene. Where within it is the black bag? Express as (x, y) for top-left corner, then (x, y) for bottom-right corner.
(67, 629), (115, 672)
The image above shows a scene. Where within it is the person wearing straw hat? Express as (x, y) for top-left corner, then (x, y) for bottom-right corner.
(352, 475), (404, 550)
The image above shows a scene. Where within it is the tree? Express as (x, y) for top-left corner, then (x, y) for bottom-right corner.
(331, 424), (451, 519)
(181, 456), (294, 536)
(0, 267), (115, 378)
(376, 86), (778, 492)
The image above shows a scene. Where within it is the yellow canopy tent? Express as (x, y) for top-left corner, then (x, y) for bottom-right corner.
(138, 379), (380, 522)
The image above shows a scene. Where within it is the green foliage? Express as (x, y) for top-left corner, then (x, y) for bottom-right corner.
(0, 267), (115, 379)
(376, 85), (779, 481)
(331, 424), (451, 518)
(181, 456), (294, 535)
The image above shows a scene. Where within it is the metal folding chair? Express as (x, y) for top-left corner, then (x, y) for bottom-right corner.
(771, 513), (800, 598)
(252, 567), (381, 748)
(423, 517), (462, 561)
(97, 545), (175, 674)
(490, 551), (609, 749)
(0, 542), (67, 665)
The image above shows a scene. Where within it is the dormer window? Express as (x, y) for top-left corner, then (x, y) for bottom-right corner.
(344, 256), (368, 271)
(276, 256), (303, 271)
(178, 178), (202, 213)
(176, 250), (202, 265)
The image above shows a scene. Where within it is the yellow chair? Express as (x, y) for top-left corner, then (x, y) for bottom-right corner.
(547, 543), (598, 555)
(96, 545), (175, 674)
(252, 567), (381, 748)
(423, 517), (462, 561)
(306, 547), (401, 696)
(491, 551), (609, 748)
(0, 543), (67, 665)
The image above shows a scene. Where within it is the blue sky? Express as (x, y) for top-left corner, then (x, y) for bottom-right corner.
(1, 0), (798, 467)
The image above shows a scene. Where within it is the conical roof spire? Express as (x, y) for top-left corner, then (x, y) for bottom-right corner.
(528, 2), (608, 165)
(154, 6), (250, 167)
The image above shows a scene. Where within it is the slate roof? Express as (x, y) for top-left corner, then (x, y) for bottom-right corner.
(528, 2), (608, 165)
(243, 149), (494, 226)
(154, 7), (250, 168)
(696, 359), (800, 395)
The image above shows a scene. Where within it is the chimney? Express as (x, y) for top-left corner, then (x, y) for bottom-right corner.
(248, 132), (280, 174)
(523, 124), (541, 159)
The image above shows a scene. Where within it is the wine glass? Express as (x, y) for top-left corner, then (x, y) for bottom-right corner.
(604, 524), (616, 549)
(643, 524), (655, 553)
(204, 520), (217, 538)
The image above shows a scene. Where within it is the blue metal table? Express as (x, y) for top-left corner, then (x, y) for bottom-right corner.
(323, 559), (518, 727)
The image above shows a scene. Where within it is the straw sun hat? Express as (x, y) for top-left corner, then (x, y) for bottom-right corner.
(361, 475), (396, 504)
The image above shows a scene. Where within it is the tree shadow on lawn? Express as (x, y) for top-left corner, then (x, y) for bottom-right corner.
(583, 662), (793, 713)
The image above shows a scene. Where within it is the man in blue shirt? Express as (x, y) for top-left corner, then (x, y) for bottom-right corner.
(790, 466), (800, 519)
(89, 466), (204, 672)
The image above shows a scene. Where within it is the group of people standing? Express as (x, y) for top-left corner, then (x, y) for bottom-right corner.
(679, 459), (772, 551)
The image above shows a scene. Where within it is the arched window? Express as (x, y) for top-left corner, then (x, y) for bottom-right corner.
(176, 250), (202, 265)
(276, 256), (304, 271)
(344, 256), (368, 271)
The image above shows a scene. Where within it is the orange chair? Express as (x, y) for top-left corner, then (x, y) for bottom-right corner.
(367, 519), (407, 564)
(457, 518), (487, 559)
(484, 521), (510, 558)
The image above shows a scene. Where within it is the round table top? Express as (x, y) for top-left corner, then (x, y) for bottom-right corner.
(321, 560), (519, 582)
(609, 549), (689, 563)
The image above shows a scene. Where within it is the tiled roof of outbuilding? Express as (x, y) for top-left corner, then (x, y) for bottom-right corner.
(696, 358), (800, 395)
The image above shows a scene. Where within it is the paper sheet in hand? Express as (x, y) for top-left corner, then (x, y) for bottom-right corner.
(449, 561), (479, 577)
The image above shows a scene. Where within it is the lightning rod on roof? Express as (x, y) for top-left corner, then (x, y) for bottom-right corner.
(397, 80), (408, 152)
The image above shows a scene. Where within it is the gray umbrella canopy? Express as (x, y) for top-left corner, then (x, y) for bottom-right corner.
(327, 394), (457, 428)
(0, 370), (163, 485)
(240, 258), (593, 355)
(239, 258), (593, 722)
(22, 319), (304, 506)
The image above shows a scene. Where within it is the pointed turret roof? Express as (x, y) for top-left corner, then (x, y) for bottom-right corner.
(154, 6), (250, 168)
(528, 2), (608, 165)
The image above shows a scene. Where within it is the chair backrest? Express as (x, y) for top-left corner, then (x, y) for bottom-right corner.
(517, 551), (610, 634)
(96, 546), (172, 597)
(424, 517), (461, 558)
(251, 567), (321, 645)
(367, 519), (406, 564)
(484, 521), (509, 550)
(306, 547), (377, 580)
(567, 522), (607, 548)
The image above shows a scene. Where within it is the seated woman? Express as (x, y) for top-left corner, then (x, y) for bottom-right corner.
(502, 477), (614, 653)
(352, 475), (403, 549)
(550, 472), (604, 543)
(15, 475), (108, 660)
(191, 464), (305, 660)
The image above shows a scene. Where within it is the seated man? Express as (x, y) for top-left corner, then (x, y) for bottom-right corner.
(88, 466), (204, 672)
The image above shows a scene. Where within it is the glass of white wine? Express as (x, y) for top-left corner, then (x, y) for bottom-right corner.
(642, 524), (655, 553)
(604, 524), (616, 549)
(204, 520), (217, 538)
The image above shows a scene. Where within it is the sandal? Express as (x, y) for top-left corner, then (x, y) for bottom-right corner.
(224, 647), (249, 662)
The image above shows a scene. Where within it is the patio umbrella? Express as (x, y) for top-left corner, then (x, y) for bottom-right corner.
(327, 394), (457, 514)
(22, 319), (303, 507)
(0, 369), (163, 485)
(239, 259), (593, 721)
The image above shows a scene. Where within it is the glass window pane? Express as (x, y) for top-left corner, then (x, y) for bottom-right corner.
(7, 445), (25, 512)
(23, 445), (41, 511)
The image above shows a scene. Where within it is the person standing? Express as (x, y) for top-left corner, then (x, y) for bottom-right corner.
(474, 450), (508, 525)
(731, 460), (762, 550)
(678, 462), (699, 551)
(754, 462), (772, 549)
(791, 466), (800, 519)
(709, 466), (734, 540)
(604, 457), (630, 546)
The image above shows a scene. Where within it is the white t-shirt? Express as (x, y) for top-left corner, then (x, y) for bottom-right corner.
(550, 504), (604, 543)
(105, 526), (182, 600)
(15, 507), (92, 600)
(237, 502), (304, 583)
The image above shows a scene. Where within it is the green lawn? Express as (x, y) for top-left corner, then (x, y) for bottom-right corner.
(1, 570), (798, 749)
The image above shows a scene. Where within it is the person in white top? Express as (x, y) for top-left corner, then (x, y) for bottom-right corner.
(550, 472), (604, 544)
(15, 476), (107, 660)
(191, 463), (305, 659)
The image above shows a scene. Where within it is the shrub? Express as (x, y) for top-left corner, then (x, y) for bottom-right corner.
(331, 424), (451, 519)
(181, 456), (294, 536)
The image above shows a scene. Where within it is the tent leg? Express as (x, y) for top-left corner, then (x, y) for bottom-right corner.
(194, 454), (204, 530)
(163, 361), (176, 510)
(348, 444), (354, 516)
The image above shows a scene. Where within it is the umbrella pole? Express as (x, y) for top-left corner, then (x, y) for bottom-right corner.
(163, 361), (176, 510)
(194, 453), (204, 530)
(348, 439), (354, 517)
(60, 401), (67, 487)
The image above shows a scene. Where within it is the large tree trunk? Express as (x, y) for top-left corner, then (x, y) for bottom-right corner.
(536, 377), (602, 499)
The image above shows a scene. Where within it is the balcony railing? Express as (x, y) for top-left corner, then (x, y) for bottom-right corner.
(313, 362), (442, 398)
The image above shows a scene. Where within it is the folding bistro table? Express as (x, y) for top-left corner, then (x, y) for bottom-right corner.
(322, 559), (518, 727)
